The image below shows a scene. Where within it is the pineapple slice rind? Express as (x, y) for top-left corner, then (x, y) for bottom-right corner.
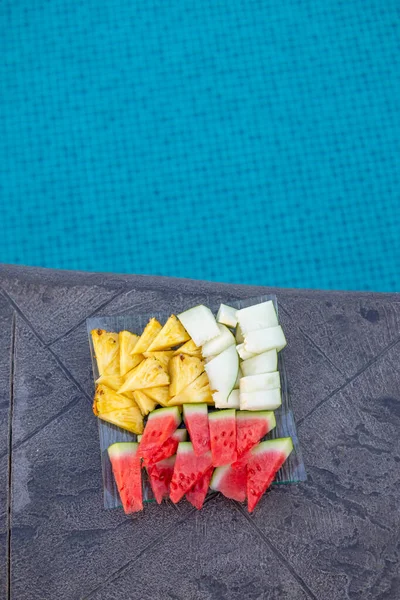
(91, 329), (120, 376)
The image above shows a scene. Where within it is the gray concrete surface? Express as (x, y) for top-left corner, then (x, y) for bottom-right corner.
(0, 264), (399, 600)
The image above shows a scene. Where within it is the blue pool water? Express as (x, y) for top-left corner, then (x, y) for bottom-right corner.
(1, 1), (399, 291)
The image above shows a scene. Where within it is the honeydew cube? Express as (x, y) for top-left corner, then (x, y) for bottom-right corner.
(244, 326), (287, 354)
(241, 350), (278, 376)
(205, 345), (239, 397)
(213, 389), (240, 409)
(236, 344), (257, 361)
(216, 304), (238, 328)
(239, 372), (280, 393)
(240, 389), (282, 411)
(202, 324), (235, 358)
(236, 301), (278, 335)
(177, 305), (220, 347)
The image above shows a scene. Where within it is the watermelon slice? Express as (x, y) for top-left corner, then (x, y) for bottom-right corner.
(210, 463), (247, 502)
(147, 456), (176, 504)
(247, 438), (293, 512)
(208, 409), (237, 466)
(169, 442), (213, 503)
(232, 411), (276, 469)
(183, 404), (210, 456)
(143, 428), (187, 466)
(108, 442), (143, 513)
(185, 466), (214, 509)
(139, 406), (181, 458)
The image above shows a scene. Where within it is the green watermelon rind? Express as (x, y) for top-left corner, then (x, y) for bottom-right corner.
(174, 428), (188, 441)
(108, 442), (138, 459)
(250, 437), (293, 457)
(183, 403), (208, 416)
(176, 441), (195, 454)
(209, 464), (230, 490)
(147, 406), (181, 423)
(236, 410), (276, 426)
(208, 408), (236, 421)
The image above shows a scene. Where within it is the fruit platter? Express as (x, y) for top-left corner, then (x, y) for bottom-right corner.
(87, 294), (306, 514)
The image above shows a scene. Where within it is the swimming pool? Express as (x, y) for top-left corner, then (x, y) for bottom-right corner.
(1, 0), (399, 291)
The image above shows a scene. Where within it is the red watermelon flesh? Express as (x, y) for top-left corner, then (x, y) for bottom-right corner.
(232, 410), (276, 469)
(210, 463), (247, 502)
(147, 456), (176, 504)
(208, 409), (237, 466)
(170, 442), (213, 503)
(247, 438), (293, 513)
(186, 467), (213, 509)
(183, 403), (210, 456)
(139, 407), (181, 458)
(144, 428), (187, 467)
(108, 442), (143, 513)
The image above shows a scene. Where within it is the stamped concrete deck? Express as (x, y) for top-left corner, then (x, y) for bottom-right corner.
(0, 264), (399, 599)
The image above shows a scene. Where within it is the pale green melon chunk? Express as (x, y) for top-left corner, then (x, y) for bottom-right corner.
(240, 388), (282, 410)
(240, 372), (281, 393)
(205, 345), (239, 397)
(177, 305), (220, 347)
(202, 324), (235, 358)
(213, 389), (240, 409)
(236, 301), (278, 335)
(236, 343), (257, 361)
(244, 326), (287, 354)
(216, 304), (238, 328)
(241, 350), (278, 376)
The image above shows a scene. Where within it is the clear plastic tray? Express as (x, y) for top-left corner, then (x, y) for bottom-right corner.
(87, 294), (307, 509)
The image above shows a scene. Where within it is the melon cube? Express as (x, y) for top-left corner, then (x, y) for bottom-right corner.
(236, 301), (278, 335)
(236, 344), (257, 361)
(244, 326), (287, 354)
(216, 304), (238, 328)
(177, 305), (220, 347)
(213, 389), (240, 409)
(240, 389), (282, 411)
(205, 345), (239, 397)
(202, 324), (235, 358)
(239, 372), (281, 393)
(241, 350), (278, 377)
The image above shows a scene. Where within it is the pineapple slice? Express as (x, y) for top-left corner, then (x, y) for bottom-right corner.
(96, 374), (125, 392)
(93, 385), (143, 433)
(169, 354), (204, 397)
(173, 339), (202, 357)
(118, 357), (169, 392)
(132, 318), (162, 354)
(143, 351), (174, 369)
(143, 386), (170, 407)
(133, 390), (157, 416)
(169, 372), (213, 406)
(98, 407), (144, 434)
(93, 384), (135, 414)
(91, 329), (120, 376)
(147, 315), (190, 351)
(119, 331), (140, 376)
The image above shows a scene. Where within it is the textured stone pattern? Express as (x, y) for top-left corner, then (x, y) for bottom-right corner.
(0, 265), (399, 600)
